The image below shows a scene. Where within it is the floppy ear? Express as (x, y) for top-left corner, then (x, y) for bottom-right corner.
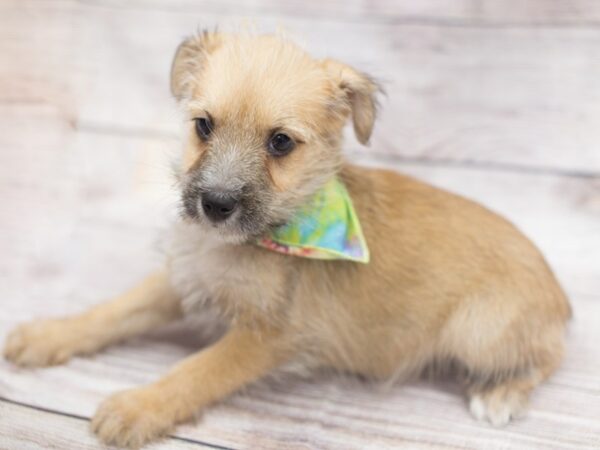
(322, 59), (381, 145)
(170, 30), (224, 101)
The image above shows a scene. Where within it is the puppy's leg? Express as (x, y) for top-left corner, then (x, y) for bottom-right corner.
(467, 368), (548, 426)
(4, 271), (181, 367)
(91, 325), (284, 448)
(466, 339), (563, 427)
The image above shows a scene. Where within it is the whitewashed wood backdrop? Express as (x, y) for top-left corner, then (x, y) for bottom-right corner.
(0, 1), (599, 449)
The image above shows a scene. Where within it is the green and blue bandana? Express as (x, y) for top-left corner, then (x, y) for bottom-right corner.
(257, 177), (370, 263)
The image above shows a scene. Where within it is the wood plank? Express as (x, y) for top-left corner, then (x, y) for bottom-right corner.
(0, 399), (220, 449)
(87, 0), (600, 26)
(1, 124), (597, 304)
(2, 1), (600, 173)
(1, 295), (598, 450)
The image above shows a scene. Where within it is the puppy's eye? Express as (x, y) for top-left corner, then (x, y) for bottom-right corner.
(194, 117), (212, 140)
(268, 133), (295, 156)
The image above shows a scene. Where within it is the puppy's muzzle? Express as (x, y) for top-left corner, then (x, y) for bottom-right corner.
(201, 191), (239, 222)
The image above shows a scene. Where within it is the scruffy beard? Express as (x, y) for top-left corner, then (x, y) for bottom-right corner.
(191, 185), (330, 245)
(177, 161), (340, 246)
(200, 221), (251, 245)
(179, 210), (258, 245)
(178, 169), (282, 245)
(179, 194), (277, 245)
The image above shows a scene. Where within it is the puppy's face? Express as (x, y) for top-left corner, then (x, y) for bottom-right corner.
(171, 32), (378, 242)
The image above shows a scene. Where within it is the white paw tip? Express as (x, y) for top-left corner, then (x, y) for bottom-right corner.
(489, 407), (511, 427)
(469, 395), (486, 421)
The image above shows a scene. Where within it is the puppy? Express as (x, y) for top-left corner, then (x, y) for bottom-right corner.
(4, 31), (571, 448)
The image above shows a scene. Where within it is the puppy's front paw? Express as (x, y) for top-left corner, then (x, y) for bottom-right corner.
(91, 388), (178, 449)
(3, 319), (79, 367)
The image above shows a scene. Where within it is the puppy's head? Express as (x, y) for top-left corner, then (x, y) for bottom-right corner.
(171, 31), (379, 242)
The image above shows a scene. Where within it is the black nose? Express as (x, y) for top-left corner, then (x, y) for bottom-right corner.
(201, 192), (239, 222)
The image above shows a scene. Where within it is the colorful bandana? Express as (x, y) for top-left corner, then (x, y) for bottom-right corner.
(257, 177), (370, 263)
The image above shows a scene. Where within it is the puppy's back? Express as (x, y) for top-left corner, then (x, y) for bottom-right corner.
(320, 163), (572, 379)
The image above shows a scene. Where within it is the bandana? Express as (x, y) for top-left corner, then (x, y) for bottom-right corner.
(256, 177), (370, 263)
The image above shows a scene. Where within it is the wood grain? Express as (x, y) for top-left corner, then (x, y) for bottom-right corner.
(1, 1), (599, 449)
(2, 121), (597, 303)
(1, 295), (599, 450)
(2, 1), (600, 173)
(0, 399), (219, 450)
(88, 0), (600, 26)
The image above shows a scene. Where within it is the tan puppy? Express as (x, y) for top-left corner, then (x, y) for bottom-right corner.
(4, 32), (571, 448)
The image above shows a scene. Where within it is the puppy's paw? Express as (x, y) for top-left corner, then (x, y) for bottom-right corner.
(91, 388), (178, 449)
(3, 319), (79, 367)
(468, 383), (529, 427)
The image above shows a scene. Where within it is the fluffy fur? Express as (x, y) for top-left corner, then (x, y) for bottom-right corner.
(4, 31), (571, 448)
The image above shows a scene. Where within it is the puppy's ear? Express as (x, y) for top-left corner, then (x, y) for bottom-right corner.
(170, 31), (224, 101)
(323, 59), (381, 145)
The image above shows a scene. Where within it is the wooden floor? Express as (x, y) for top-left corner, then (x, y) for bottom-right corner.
(1, 1), (599, 449)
